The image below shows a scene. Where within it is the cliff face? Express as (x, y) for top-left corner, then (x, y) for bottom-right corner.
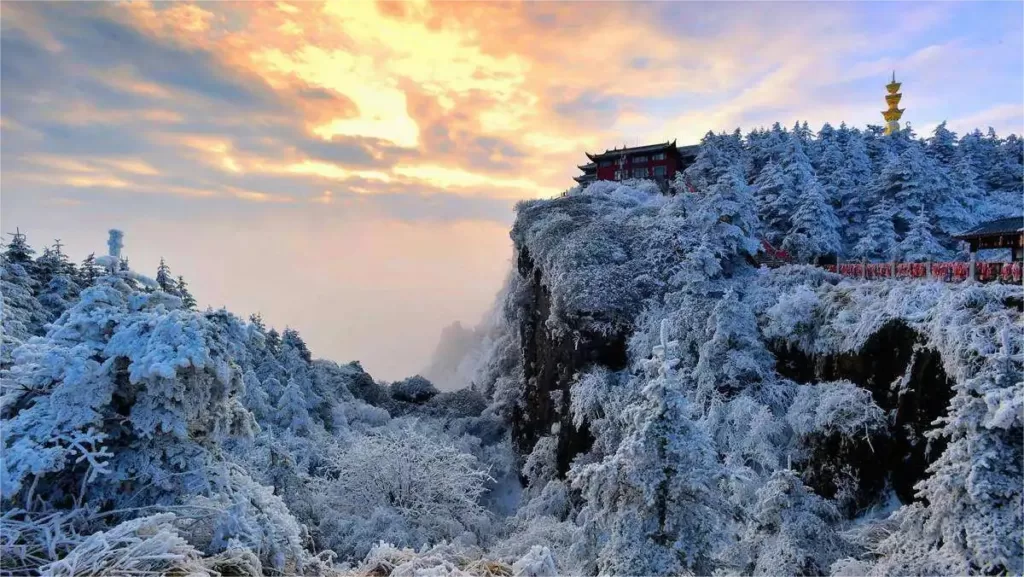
(774, 320), (954, 511)
(508, 241), (956, 516)
(510, 246), (628, 477)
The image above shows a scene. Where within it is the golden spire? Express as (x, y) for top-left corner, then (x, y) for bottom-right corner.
(882, 70), (904, 135)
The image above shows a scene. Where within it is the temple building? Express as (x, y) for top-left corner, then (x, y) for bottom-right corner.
(882, 71), (905, 135)
(574, 140), (699, 192)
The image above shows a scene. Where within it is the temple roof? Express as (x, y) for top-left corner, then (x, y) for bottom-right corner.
(953, 216), (1024, 239)
(677, 144), (699, 157)
(586, 139), (678, 161)
(578, 162), (597, 170)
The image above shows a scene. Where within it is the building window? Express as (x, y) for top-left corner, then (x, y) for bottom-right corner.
(653, 165), (667, 177)
(633, 168), (648, 178)
(614, 170), (623, 180)
(652, 153), (666, 160)
(599, 161), (613, 167)
(632, 156), (648, 164)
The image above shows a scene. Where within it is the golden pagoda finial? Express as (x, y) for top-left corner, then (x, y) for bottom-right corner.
(882, 71), (904, 135)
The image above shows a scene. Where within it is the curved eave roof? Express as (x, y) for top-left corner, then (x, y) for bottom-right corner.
(585, 139), (679, 161)
(953, 216), (1024, 239)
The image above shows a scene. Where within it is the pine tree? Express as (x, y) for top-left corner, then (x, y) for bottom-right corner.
(683, 132), (743, 192)
(986, 134), (1024, 194)
(752, 160), (793, 245)
(1, 249), (48, 367)
(34, 241), (81, 321)
(570, 322), (727, 576)
(176, 275), (196, 309)
(679, 171), (761, 282)
(733, 469), (846, 576)
(3, 229), (35, 264)
(927, 121), (959, 166)
(867, 146), (936, 238)
(277, 378), (311, 433)
(79, 253), (101, 287)
(782, 176), (842, 263)
(896, 208), (945, 262)
(155, 258), (175, 293)
(852, 200), (897, 261)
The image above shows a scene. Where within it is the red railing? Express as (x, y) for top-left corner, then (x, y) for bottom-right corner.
(821, 262), (1022, 283)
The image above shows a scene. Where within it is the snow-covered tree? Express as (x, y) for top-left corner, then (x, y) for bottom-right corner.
(731, 469), (848, 576)
(852, 200), (897, 261)
(315, 428), (493, 560)
(926, 121), (959, 166)
(155, 257), (175, 293)
(679, 171), (760, 283)
(753, 160), (794, 245)
(176, 275), (197, 309)
(570, 323), (727, 576)
(896, 208), (946, 262)
(782, 175), (842, 263)
(276, 378), (311, 433)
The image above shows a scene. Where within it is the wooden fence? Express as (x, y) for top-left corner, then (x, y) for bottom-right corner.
(822, 261), (1022, 283)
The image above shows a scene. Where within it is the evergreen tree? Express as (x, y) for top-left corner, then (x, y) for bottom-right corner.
(937, 153), (984, 234)
(773, 136), (840, 261)
(986, 134), (1024, 194)
(3, 229), (35, 264)
(782, 175), (842, 263)
(814, 133), (845, 206)
(79, 253), (101, 287)
(277, 378), (311, 433)
(282, 328), (312, 364)
(570, 322), (727, 576)
(733, 469), (846, 576)
(34, 241), (81, 321)
(0, 252), (48, 368)
(249, 313), (266, 332)
(812, 122), (837, 172)
(683, 131), (743, 192)
(678, 171), (761, 283)
(176, 275), (197, 309)
(155, 257), (176, 293)
(896, 208), (945, 262)
(265, 328), (282, 355)
(867, 147), (936, 238)
(852, 200), (897, 261)
(927, 121), (959, 166)
(752, 160), (793, 245)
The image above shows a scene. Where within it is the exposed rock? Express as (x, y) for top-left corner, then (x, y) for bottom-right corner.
(510, 247), (627, 478)
(772, 320), (954, 512)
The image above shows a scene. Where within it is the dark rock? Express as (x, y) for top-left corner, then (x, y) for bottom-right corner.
(772, 320), (954, 513)
(510, 247), (627, 478)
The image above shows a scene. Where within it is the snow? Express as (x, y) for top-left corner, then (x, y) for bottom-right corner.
(1, 118), (1020, 575)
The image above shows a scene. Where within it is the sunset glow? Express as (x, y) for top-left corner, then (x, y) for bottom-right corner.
(3, 1), (1022, 379)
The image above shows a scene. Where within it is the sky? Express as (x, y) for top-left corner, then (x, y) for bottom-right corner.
(2, 1), (1022, 382)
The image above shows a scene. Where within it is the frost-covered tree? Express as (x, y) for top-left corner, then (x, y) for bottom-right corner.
(314, 428), (493, 560)
(683, 131), (743, 192)
(0, 256), (47, 369)
(78, 253), (101, 288)
(176, 275), (197, 309)
(926, 121), (959, 166)
(155, 257), (175, 293)
(852, 200), (897, 261)
(732, 469), (847, 576)
(570, 323), (727, 576)
(276, 378), (311, 433)
(896, 208), (946, 262)
(390, 375), (440, 403)
(693, 290), (776, 407)
(679, 171), (760, 283)
(752, 160), (794, 246)
(782, 175), (842, 263)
